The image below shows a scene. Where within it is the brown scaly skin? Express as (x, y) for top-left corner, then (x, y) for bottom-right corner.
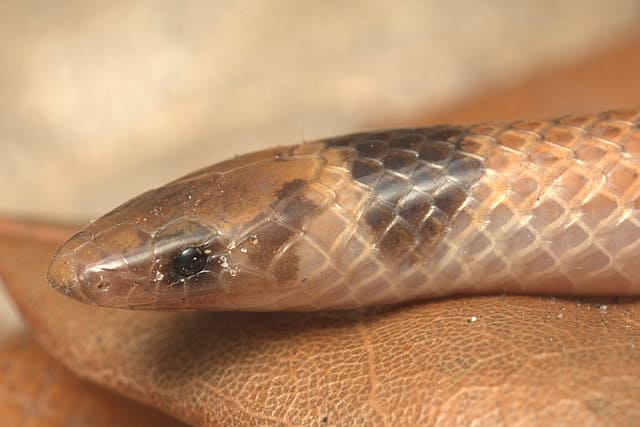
(48, 110), (640, 311)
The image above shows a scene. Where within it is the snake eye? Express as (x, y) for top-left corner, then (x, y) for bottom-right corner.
(173, 247), (207, 277)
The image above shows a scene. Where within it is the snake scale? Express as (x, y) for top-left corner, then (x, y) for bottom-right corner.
(47, 109), (640, 311)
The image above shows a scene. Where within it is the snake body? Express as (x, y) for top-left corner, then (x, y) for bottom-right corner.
(48, 110), (640, 311)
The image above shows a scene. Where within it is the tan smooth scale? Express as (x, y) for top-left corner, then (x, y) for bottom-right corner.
(48, 110), (640, 311)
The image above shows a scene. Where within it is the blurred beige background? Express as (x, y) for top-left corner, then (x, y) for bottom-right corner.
(1, 1), (639, 332)
(2, 1), (640, 220)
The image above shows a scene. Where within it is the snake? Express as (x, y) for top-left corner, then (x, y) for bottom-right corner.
(46, 109), (640, 311)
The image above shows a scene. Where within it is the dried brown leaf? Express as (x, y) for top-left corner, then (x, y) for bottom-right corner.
(0, 331), (185, 426)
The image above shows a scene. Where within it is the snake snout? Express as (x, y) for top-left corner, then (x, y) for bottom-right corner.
(47, 228), (136, 306)
(47, 243), (95, 304)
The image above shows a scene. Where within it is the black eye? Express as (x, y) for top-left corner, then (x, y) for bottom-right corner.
(173, 247), (207, 277)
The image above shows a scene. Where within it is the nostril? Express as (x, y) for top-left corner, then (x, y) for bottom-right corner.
(96, 282), (110, 292)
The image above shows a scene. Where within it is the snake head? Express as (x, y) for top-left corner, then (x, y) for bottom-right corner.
(47, 146), (330, 311)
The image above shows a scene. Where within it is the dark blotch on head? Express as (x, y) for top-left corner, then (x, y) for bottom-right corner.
(276, 179), (307, 201)
(279, 195), (320, 229)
